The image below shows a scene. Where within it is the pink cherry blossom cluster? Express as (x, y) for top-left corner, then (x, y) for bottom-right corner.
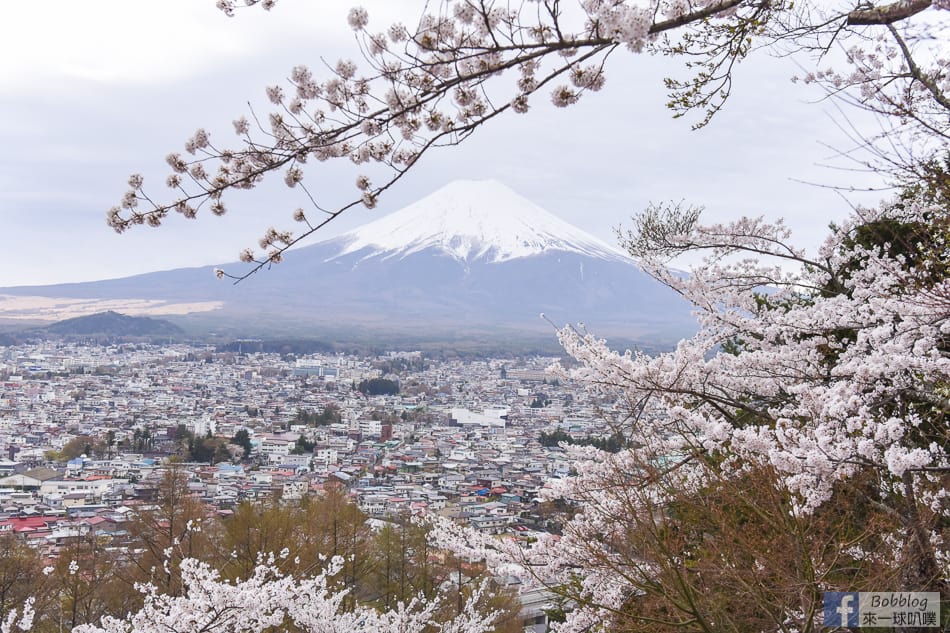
(793, 4), (949, 186)
(215, 0), (276, 17)
(54, 555), (498, 633)
(0, 598), (33, 633)
(561, 195), (950, 510)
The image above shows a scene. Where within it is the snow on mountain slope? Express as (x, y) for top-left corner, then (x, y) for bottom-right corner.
(335, 180), (630, 263)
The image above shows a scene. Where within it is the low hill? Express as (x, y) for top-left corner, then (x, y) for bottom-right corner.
(43, 311), (185, 337)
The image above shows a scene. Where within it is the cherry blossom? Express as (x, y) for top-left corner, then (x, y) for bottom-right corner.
(65, 557), (496, 633)
(420, 192), (950, 631)
(514, 193), (949, 626)
(107, 0), (949, 280)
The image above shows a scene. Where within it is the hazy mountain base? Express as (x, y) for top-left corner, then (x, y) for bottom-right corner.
(172, 311), (676, 356)
(0, 248), (694, 351)
(0, 308), (675, 357)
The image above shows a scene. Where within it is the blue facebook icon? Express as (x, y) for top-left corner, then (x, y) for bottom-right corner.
(824, 592), (860, 628)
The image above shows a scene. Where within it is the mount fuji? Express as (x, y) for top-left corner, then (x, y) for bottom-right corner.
(335, 180), (630, 264)
(0, 181), (695, 346)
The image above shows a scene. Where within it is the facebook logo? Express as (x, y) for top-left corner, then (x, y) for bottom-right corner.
(824, 592), (860, 627)
(823, 591), (940, 628)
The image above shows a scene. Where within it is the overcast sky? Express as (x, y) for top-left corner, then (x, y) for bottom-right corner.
(0, 0), (890, 288)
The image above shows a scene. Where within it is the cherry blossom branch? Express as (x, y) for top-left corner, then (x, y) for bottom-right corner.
(107, 0), (830, 281)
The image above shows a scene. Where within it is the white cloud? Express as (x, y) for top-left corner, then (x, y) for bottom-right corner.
(0, 1), (373, 91)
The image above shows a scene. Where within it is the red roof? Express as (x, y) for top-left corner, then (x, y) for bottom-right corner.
(0, 516), (55, 532)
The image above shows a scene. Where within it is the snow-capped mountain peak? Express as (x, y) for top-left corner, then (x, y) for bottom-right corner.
(335, 180), (629, 263)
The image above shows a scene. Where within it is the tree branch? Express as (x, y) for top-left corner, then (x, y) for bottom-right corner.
(846, 0), (932, 25)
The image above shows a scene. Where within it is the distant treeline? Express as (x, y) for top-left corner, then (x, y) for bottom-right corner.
(538, 430), (627, 453)
(213, 339), (567, 359)
(215, 339), (336, 355)
(358, 378), (400, 396)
